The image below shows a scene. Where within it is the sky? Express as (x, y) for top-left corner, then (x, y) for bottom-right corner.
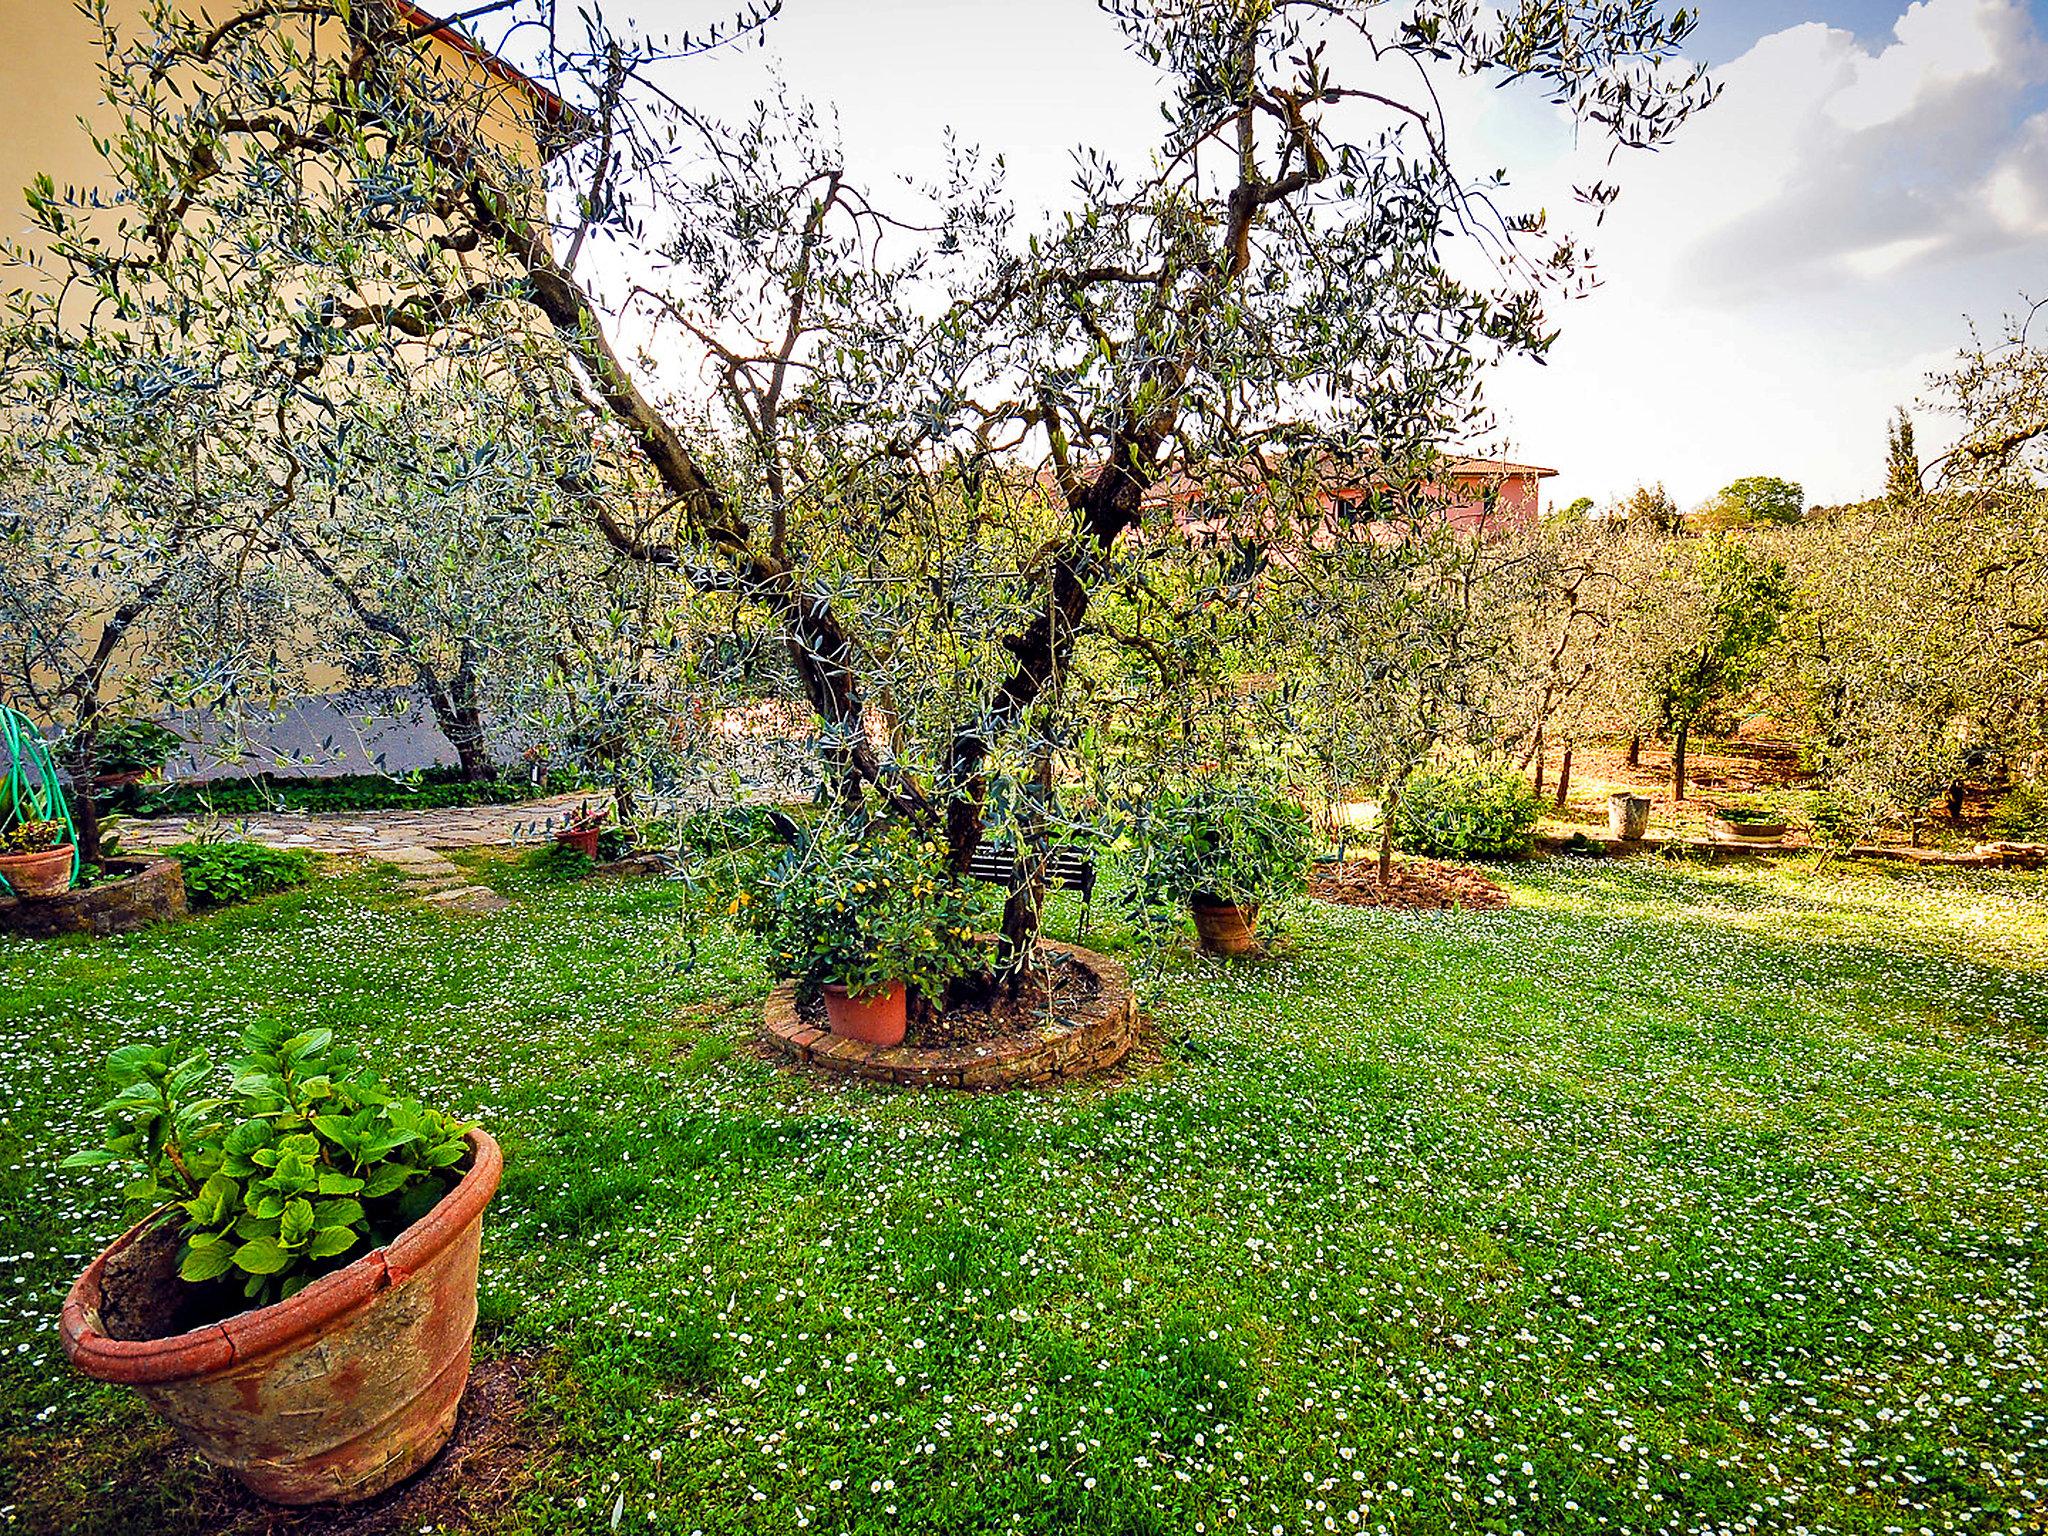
(620, 0), (2048, 511)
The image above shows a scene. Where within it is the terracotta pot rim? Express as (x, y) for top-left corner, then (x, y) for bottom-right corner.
(0, 845), (74, 866)
(61, 1127), (501, 1386)
(819, 979), (905, 1001)
(1188, 897), (1258, 915)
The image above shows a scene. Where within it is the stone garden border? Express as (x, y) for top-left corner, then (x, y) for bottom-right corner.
(758, 940), (1139, 1090)
(0, 857), (187, 939)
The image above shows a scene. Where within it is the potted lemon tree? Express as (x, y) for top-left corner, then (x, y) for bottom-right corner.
(747, 818), (986, 1046)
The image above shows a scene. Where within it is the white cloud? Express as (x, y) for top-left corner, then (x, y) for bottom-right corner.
(619, 0), (2042, 511)
(1486, 0), (2048, 508)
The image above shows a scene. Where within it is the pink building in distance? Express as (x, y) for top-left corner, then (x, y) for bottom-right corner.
(1148, 456), (1559, 542)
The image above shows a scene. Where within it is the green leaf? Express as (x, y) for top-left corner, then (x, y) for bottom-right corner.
(179, 1239), (235, 1283)
(183, 1171), (239, 1227)
(60, 1149), (120, 1168)
(230, 1070), (286, 1100)
(280, 1197), (315, 1246)
(232, 1236), (290, 1276)
(315, 1171), (364, 1195)
(311, 1114), (363, 1148)
(306, 1225), (358, 1260)
(361, 1163), (413, 1199)
(313, 1197), (364, 1229)
(223, 1120), (273, 1158)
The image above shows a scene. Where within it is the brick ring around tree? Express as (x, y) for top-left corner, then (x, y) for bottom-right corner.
(758, 941), (1140, 1090)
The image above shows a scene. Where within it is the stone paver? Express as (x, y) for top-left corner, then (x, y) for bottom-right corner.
(418, 884), (511, 914)
(367, 845), (511, 914)
(120, 792), (596, 857)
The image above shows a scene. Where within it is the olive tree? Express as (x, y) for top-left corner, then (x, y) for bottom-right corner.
(0, 322), (301, 864)
(1607, 535), (1790, 800)
(1784, 304), (2048, 836)
(5, 0), (1714, 963)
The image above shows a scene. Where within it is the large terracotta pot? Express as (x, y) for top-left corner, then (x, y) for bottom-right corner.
(61, 1129), (502, 1506)
(1190, 899), (1261, 956)
(1708, 814), (1788, 843)
(821, 981), (907, 1046)
(0, 845), (75, 898)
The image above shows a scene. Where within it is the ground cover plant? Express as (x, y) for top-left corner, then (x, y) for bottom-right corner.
(161, 842), (313, 908)
(1, 853), (2044, 1534)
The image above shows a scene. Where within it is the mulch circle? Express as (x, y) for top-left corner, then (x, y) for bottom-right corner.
(198, 1351), (550, 1535)
(1309, 858), (1510, 911)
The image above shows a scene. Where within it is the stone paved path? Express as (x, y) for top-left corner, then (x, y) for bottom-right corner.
(374, 846), (511, 914)
(119, 791), (596, 857)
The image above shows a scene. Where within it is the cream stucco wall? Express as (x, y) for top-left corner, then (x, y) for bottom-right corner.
(3, 0), (554, 285)
(1, 0), (560, 707)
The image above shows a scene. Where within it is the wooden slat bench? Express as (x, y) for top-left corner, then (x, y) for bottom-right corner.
(965, 842), (1098, 935)
(762, 813), (1099, 934)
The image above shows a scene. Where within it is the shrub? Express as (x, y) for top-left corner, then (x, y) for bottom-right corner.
(90, 718), (182, 777)
(1988, 783), (2048, 842)
(1133, 784), (1314, 910)
(0, 818), (70, 855)
(1805, 791), (1870, 850)
(62, 1022), (471, 1308)
(1393, 763), (1539, 860)
(165, 841), (313, 906)
(676, 804), (782, 854)
(744, 817), (988, 1002)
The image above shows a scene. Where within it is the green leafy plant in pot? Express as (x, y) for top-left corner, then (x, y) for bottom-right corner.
(0, 817), (77, 898)
(744, 817), (988, 1045)
(57, 1021), (501, 1505)
(90, 717), (183, 783)
(1708, 798), (1789, 842)
(1131, 784), (1313, 955)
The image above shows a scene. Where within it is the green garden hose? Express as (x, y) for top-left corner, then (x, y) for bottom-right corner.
(0, 706), (79, 894)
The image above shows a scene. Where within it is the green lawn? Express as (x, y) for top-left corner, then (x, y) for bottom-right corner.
(2, 853), (2044, 1535)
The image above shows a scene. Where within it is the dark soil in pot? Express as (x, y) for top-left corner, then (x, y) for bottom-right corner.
(91, 1175), (462, 1342)
(97, 1220), (212, 1342)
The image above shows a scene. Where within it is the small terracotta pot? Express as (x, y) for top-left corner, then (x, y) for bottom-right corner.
(821, 981), (907, 1046)
(62, 1129), (502, 1506)
(0, 845), (75, 898)
(1190, 899), (1261, 956)
(554, 825), (601, 860)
